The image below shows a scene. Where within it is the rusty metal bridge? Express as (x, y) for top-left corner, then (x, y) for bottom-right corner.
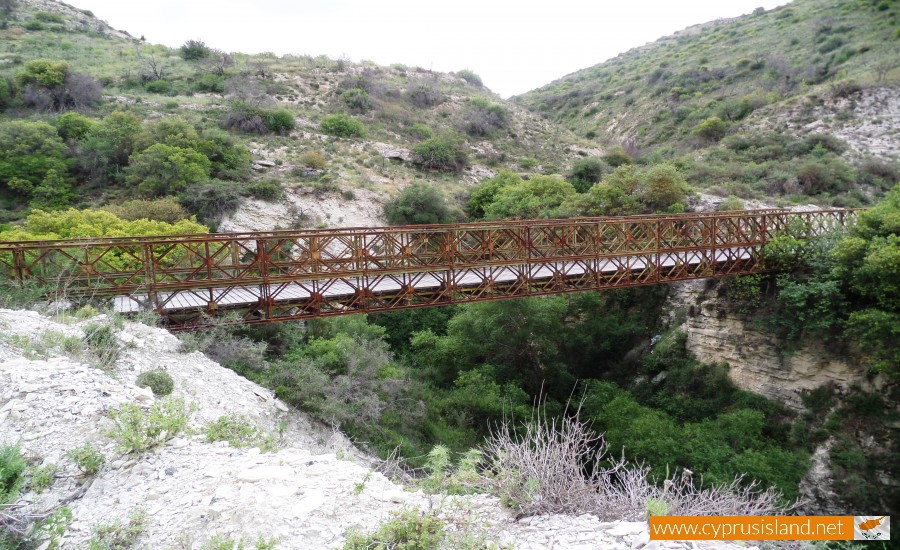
(0, 209), (857, 329)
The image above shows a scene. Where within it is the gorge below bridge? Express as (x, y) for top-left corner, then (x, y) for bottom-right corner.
(0, 209), (859, 329)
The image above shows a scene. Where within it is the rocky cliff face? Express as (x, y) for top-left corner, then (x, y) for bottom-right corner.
(665, 279), (883, 409)
(0, 309), (754, 550)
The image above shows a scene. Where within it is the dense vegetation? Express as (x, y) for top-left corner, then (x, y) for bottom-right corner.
(0, 0), (897, 533)
(516, 0), (899, 208)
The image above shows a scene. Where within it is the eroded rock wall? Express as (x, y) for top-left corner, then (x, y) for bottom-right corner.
(666, 279), (881, 409)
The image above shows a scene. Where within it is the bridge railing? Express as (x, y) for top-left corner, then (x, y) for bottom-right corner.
(0, 209), (859, 314)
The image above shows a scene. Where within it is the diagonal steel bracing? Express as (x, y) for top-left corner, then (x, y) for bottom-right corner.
(0, 209), (859, 329)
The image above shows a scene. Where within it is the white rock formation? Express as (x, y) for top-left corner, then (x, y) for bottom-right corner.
(1, 308), (753, 549)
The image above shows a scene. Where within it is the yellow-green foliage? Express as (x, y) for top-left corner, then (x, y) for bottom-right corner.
(0, 209), (207, 241)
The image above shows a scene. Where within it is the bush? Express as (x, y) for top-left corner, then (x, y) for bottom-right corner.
(412, 134), (467, 172)
(693, 117), (729, 143)
(384, 183), (454, 225)
(144, 79), (171, 94)
(125, 143), (211, 197)
(569, 157), (605, 192)
(0, 120), (68, 196)
(320, 113), (365, 138)
(796, 157), (855, 194)
(484, 175), (576, 219)
(406, 80), (442, 108)
(298, 150), (326, 170)
(0, 208), (207, 242)
(196, 74), (225, 94)
(205, 414), (276, 452)
(460, 98), (507, 137)
(456, 69), (483, 87)
(88, 508), (148, 550)
(107, 397), (191, 454)
(83, 323), (122, 369)
(67, 444), (105, 475)
(343, 509), (445, 550)
(180, 39), (211, 60)
(180, 180), (242, 226)
(55, 111), (96, 141)
(0, 444), (25, 504)
(135, 368), (174, 396)
(407, 124), (433, 140)
(604, 147), (633, 167)
(104, 197), (191, 224)
(341, 87), (373, 113)
(263, 108), (295, 135)
(245, 180), (283, 201)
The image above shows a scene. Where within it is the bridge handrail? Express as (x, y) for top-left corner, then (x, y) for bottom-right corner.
(0, 208), (862, 249)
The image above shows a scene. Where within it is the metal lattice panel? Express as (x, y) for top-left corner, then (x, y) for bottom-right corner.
(0, 209), (860, 329)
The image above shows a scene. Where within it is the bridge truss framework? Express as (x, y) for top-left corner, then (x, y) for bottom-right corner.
(0, 209), (858, 329)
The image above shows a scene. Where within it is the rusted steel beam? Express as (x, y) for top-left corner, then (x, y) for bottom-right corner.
(0, 209), (860, 329)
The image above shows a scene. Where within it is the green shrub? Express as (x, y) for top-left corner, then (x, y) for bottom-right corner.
(103, 197), (191, 224)
(67, 443), (105, 475)
(144, 79), (171, 94)
(384, 183), (454, 225)
(196, 74), (226, 94)
(604, 147), (633, 167)
(135, 368), (174, 396)
(0, 444), (25, 504)
(27, 462), (57, 493)
(263, 109), (295, 135)
(484, 175), (576, 219)
(460, 98), (507, 137)
(34, 11), (64, 23)
(245, 181), (283, 201)
(412, 134), (467, 172)
(298, 150), (326, 170)
(88, 508), (148, 550)
(343, 509), (445, 550)
(205, 414), (277, 452)
(407, 124), (433, 140)
(568, 157), (605, 192)
(341, 88), (373, 113)
(125, 143), (212, 198)
(693, 117), (729, 143)
(456, 69), (483, 87)
(107, 397), (192, 454)
(180, 180), (242, 226)
(83, 323), (121, 369)
(180, 39), (211, 60)
(55, 111), (96, 142)
(320, 114), (365, 138)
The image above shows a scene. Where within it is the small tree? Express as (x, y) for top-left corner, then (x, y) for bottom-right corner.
(568, 157), (606, 192)
(16, 59), (101, 112)
(412, 134), (467, 172)
(384, 183), (454, 225)
(180, 39), (211, 60)
(341, 87), (373, 113)
(125, 143), (211, 197)
(29, 168), (73, 210)
(692, 117), (729, 143)
(320, 113), (365, 138)
(456, 69), (483, 87)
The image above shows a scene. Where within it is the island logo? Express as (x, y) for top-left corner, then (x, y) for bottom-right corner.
(854, 516), (890, 541)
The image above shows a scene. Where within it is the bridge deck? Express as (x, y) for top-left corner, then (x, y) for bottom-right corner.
(112, 248), (752, 314)
(1, 209), (857, 328)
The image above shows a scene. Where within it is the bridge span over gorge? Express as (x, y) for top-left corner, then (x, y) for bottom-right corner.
(0, 209), (858, 329)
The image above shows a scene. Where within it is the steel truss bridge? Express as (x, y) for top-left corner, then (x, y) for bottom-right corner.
(0, 209), (858, 329)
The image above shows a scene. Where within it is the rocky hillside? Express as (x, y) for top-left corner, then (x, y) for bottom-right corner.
(0, 308), (761, 549)
(1, 0), (593, 230)
(515, 0), (899, 156)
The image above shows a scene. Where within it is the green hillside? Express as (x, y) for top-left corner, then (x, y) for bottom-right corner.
(0, 0), (589, 229)
(516, 0), (899, 206)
